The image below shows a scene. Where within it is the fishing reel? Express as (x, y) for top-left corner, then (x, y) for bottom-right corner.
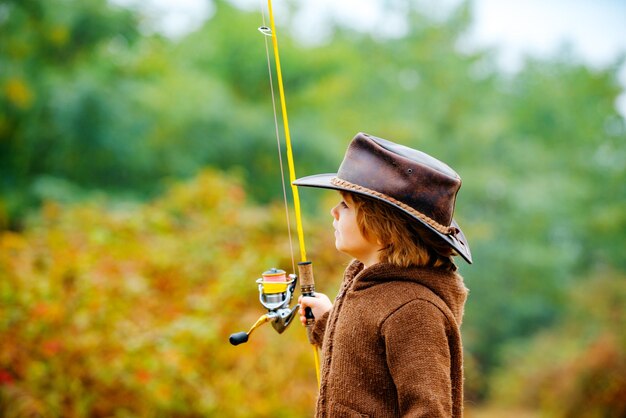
(229, 268), (300, 346)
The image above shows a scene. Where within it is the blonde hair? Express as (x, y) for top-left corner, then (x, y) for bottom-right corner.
(343, 192), (457, 270)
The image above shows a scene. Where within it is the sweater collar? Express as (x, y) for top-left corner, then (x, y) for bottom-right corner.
(345, 260), (468, 324)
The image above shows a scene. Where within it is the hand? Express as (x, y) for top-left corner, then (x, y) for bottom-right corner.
(298, 293), (332, 326)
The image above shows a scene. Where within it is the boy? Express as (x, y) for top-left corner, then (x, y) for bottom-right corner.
(294, 132), (472, 417)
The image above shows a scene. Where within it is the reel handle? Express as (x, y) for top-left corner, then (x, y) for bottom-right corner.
(229, 332), (249, 346)
(229, 314), (272, 346)
(298, 261), (316, 343)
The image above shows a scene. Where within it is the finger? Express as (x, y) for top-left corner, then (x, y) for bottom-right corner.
(299, 296), (312, 309)
(300, 295), (316, 304)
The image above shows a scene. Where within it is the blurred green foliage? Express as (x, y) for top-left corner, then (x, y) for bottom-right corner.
(1, 0), (625, 415)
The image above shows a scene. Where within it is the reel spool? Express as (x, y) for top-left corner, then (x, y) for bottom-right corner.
(229, 268), (299, 346)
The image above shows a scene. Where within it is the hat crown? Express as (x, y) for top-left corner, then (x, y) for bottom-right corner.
(337, 133), (461, 227)
(372, 135), (459, 179)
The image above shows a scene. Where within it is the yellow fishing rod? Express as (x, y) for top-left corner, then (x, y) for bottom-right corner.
(228, 0), (321, 388)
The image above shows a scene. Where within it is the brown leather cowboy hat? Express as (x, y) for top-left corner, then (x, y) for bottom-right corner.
(293, 132), (472, 264)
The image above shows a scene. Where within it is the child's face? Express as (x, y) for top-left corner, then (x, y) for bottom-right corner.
(330, 193), (382, 267)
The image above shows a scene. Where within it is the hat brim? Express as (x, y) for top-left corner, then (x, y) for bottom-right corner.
(293, 173), (473, 264)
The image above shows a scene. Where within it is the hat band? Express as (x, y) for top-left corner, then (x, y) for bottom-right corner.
(330, 177), (459, 236)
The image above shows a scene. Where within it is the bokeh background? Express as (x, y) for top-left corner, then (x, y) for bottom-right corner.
(1, 0), (625, 416)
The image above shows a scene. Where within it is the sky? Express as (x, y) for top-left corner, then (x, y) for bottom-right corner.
(468, 0), (626, 70)
(113, 0), (626, 115)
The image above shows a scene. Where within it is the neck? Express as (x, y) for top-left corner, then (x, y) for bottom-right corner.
(358, 253), (380, 269)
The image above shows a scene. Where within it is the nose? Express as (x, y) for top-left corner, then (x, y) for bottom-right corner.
(330, 203), (339, 220)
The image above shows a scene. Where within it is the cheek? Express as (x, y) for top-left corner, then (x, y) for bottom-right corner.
(343, 216), (363, 241)
(348, 220), (362, 239)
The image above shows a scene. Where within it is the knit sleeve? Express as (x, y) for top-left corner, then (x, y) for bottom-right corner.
(309, 309), (331, 347)
(381, 299), (453, 417)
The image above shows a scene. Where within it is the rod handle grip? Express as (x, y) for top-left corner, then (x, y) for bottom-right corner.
(298, 261), (317, 344)
(298, 261), (315, 288)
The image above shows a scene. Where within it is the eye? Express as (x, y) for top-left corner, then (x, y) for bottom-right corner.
(340, 201), (348, 209)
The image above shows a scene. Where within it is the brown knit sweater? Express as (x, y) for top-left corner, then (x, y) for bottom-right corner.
(310, 261), (468, 417)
